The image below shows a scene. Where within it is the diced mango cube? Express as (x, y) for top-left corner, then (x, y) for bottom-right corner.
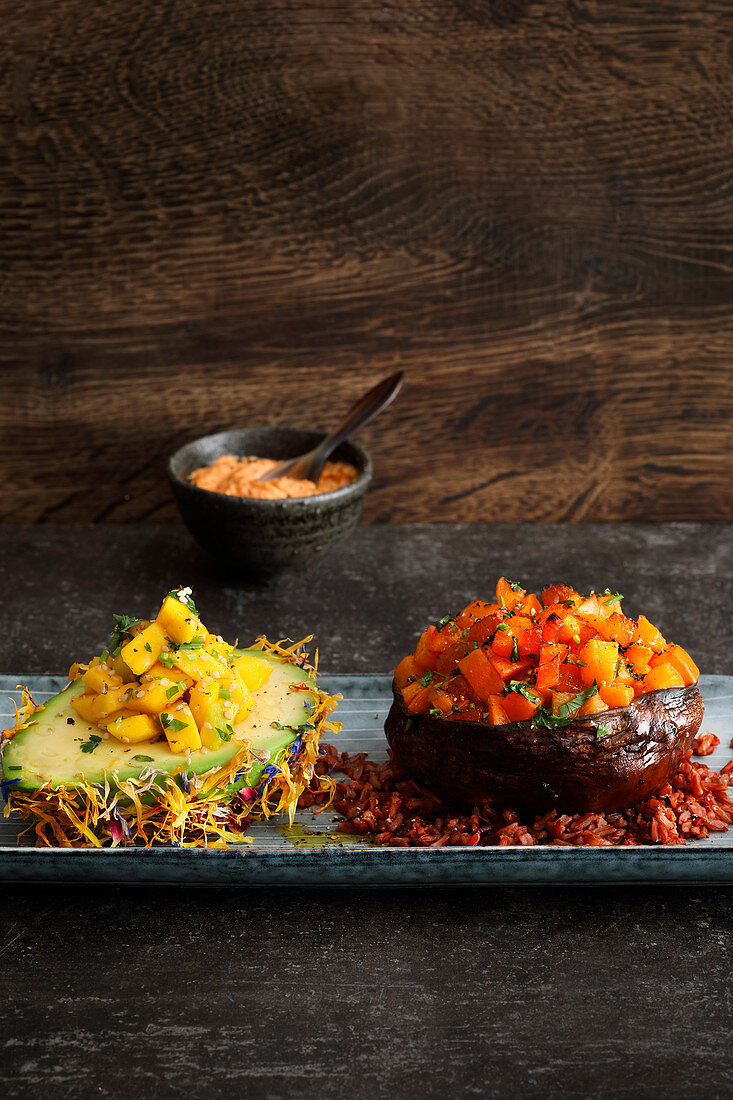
(120, 622), (167, 675)
(220, 675), (252, 722)
(169, 643), (225, 682)
(188, 683), (225, 751)
(157, 595), (198, 645)
(160, 704), (202, 754)
(71, 693), (98, 724)
(232, 653), (272, 694)
(91, 683), (137, 721)
(126, 667), (190, 716)
(107, 712), (159, 745)
(82, 659), (123, 695)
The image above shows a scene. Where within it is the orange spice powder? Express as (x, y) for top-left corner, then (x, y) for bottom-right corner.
(190, 455), (358, 500)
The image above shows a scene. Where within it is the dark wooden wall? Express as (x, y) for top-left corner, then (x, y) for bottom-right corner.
(1, 0), (731, 525)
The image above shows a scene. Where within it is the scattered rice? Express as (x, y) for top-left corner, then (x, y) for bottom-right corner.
(299, 736), (733, 847)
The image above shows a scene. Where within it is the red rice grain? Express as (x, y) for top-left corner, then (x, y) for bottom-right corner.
(298, 742), (733, 848)
(693, 733), (720, 756)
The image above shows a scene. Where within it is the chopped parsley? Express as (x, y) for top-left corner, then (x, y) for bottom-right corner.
(160, 714), (187, 733)
(428, 707), (444, 717)
(434, 614), (456, 631)
(158, 653), (176, 669)
(80, 734), (103, 754)
(530, 684), (599, 730)
(603, 591), (623, 606)
(165, 684), (180, 700)
(108, 614), (140, 654)
(511, 636), (520, 662)
(595, 723), (612, 739)
(131, 754), (154, 762)
(218, 687), (231, 700)
(174, 637), (204, 653)
(5, 765), (21, 771)
(169, 587), (198, 614)
(507, 579), (523, 592)
(216, 725), (233, 742)
(271, 720), (315, 736)
(144, 642), (153, 653)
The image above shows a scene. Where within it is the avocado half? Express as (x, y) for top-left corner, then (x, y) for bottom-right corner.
(2, 648), (314, 794)
(385, 682), (704, 816)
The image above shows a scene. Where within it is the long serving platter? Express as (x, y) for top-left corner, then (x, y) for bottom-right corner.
(0, 674), (732, 884)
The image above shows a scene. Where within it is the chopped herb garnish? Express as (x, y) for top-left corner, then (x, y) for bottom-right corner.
(416, 670), (436, 686)
(174, 637), (204, 653)
(144, 642), (153, 653)
(270, 720), (315, 736)
(565, 656), (586, 667)
(5, 765), (21, 771)
(507, 579), (523, 592)
(218, 687), (231, 700)
(428, 707), (444, 717)
(169, 587), (198, 614)
(80, 734), (103, 754)
(158, 653), (176, 669)
(596, 723), (612, 739)
(530, 684), (599, 730)
(511, 637), (520, 662)
(165, 684), (180, 700)
(131, 754), (154, 762)
(216, 724), (234, 742)
(405, 718), (414, 731)
(160, 714), (187, 733)
(109, 614), (140, 653)
(435, 614), (455, 631)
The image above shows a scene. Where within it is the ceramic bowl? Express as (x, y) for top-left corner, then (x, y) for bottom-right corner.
(168, 426), (372, 576)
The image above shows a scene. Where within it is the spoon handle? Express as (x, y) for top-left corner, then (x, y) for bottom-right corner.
(259, 370), (404, 483)
(306, 370), (404, 479)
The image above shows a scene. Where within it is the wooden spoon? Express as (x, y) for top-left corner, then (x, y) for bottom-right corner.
(257, 371), (404, 483)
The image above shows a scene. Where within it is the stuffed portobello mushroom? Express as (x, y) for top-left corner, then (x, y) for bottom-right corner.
(386, 579), (703, 815)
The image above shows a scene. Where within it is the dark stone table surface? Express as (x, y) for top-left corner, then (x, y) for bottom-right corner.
(1, 522), (731, 1098)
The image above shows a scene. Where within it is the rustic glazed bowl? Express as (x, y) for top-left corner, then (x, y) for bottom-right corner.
(168, 427), (372, 576)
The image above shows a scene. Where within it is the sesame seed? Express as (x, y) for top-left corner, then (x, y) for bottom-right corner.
(136, 691), (145, 698)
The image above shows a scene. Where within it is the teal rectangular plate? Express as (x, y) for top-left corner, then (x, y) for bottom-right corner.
(1, 674), (732, 884)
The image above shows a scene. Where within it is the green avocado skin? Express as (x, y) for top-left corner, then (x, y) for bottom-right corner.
(1, 649), (315, 793)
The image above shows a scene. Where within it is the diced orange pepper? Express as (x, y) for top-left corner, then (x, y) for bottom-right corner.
(502, 689), (541, 722)
(456, 600), (495, 627)
(541, 584), (580, 607)
(599, 683), (634, 708)
(557, 615), (596, 647)
(557, 662), (584, 693)
(436, 639), (473, 675)
(491, 630), (515, 658)
(624, 644), (653, 675)
(536, 655), (562, 692)
(394, 654), (423, 689)
(496, 577), (525, 611)
(488, 654), (531, 683)
(467, 612), (504, 645)
(517, 626), (542, 656)
(642, 661), (686, 694)
(633, 615), (667, 653)
(578, 638), (619, 688)
(458, 647), (504, 702)
(516, 593), (542, 617)
(487, 694), (509, 726)
(401, 681), (431, 713)
(551, 690), (577, 714)
(652, 645), (699, 687)
(427, 686), (454, 716)
(578, 694), (608, 717)
(540, 643), (568, 665)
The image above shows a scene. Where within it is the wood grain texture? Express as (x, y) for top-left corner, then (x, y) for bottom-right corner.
(0, 0), (731, 524)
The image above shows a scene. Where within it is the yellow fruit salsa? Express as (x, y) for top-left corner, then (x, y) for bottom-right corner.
(70, 588), (273, 757)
